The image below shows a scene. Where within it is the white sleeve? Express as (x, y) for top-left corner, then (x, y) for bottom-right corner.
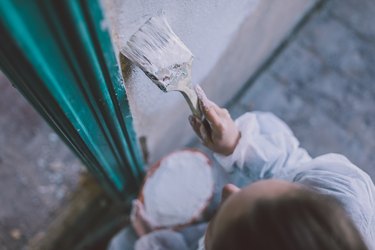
(134, 230), (189, 250)
(291, 154), (375, 249)
(214, 112), (311, 184)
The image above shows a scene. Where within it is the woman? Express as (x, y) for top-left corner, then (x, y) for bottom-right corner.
(109, 86), (374, 250)
(190, 86), (374, 250)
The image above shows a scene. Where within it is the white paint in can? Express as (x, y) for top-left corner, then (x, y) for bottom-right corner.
(142, 150), (214, 228)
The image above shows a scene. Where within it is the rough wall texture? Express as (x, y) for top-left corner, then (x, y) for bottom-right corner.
(102, 0), (317, 164)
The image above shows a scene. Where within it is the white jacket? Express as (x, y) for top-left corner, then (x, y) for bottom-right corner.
(110, 112), (375, 250)
(208, 112), (375, 250)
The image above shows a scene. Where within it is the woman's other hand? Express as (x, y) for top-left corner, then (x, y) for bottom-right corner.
(130, 200), (156, 237)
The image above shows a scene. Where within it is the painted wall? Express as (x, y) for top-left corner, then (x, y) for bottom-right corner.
(102, 0), (317, 164)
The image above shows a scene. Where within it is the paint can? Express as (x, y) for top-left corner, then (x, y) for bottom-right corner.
(139, 149), (214, 230)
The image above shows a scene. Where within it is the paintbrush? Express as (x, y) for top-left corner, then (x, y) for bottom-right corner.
(121, 14), (201, 118)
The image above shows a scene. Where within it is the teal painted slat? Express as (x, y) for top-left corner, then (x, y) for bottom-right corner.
(0, 0), (145, 200)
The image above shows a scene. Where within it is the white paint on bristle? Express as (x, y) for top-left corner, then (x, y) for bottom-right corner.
(142, 151), (213, 228)
(122, 15), (193, 92)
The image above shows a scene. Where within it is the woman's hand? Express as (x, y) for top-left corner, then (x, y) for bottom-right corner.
(189, 86), (240, 156)
(130, 200), (156, 237)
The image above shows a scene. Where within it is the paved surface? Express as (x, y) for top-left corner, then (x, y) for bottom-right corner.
(0, 0), (374, 249)
(0, 74), (83, 250)
(227, 0), (375, 180)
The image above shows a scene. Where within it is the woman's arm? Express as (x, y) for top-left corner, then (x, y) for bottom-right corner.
(292, 154), (375, 249)
(189, 86), (311, 185)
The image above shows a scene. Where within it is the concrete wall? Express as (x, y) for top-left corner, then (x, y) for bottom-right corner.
(102, 0), (317, 165)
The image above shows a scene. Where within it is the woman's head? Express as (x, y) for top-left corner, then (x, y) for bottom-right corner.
(205, 180), (368, 250)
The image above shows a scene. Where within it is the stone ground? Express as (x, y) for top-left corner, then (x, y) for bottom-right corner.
(0, 74), (83, 250)
(0, 0), (374, 249)
(225, 0), (375, 180)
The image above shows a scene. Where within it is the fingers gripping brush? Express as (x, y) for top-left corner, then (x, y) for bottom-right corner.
(121, 15), (202, 118)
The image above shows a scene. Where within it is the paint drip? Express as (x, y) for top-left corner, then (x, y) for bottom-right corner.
(142, 150), (213, 228)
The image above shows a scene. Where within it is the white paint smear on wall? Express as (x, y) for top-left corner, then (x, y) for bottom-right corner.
(101, 0), (316, 163)
(105, 0), (260, 84)
(102, 0), (260, 163)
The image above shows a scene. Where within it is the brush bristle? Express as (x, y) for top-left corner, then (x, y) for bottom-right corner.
(122, 15), (193, 90)
(123, 16), (192, 68)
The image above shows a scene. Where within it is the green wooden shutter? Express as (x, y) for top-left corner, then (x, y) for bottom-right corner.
(0, 0), (145, 200)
